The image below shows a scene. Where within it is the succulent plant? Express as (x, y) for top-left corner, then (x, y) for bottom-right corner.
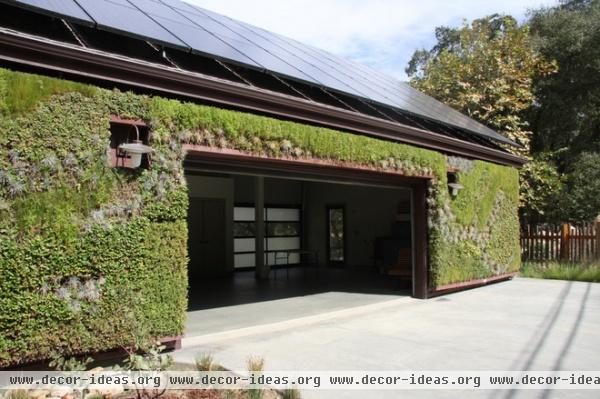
(7, 178), (25, 197)
(68, 300), (82, 314)
(215, 136), (228, 148)
(8, 149), (20, 166)
(280, 139), (293, 152)
(56, 286), (71, 300)
(63, 153), (78, 167)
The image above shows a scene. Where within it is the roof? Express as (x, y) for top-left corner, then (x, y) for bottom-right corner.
(2, 0), (518, 149)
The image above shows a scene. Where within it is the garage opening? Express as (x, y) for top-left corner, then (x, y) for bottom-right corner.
(183, 149), (429, 335)
(188, 174), (413, 291)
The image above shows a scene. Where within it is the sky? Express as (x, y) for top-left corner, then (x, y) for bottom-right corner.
(185, 0), (557, 81)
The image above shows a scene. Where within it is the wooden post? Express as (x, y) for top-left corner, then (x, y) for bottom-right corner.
(412, 183), (428, 299)
(560, 223), (571, 261)
(595, 217), (600, 261)
(254, 176), (269, 280)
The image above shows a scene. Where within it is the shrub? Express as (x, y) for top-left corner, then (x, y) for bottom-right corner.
(520, 262), (600, 282)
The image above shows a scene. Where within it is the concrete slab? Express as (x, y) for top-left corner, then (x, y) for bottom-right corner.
(185, 268), (406, 336)
(173, 278), (600, 399)
(185, 291), (406, 341)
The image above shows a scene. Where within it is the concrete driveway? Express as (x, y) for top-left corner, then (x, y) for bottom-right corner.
(173, 278), (600, 398)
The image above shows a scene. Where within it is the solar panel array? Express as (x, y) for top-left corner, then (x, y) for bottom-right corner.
(8, 0), (515, 145)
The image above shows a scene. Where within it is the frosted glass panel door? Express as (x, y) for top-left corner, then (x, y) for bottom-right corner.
(233, 205), (301, 268)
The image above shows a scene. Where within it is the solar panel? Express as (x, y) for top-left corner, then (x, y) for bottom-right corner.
(126, 0), (260, 67)
(226, 19), (416, 111)
(250, 23), (512, 142)
(190, 7), (398, 105)
(272, 33), (503, 137)
(212, 12), (507, 140)
(75, 0), (187, 49)
(5, 0), (515, 145)
(8, 0), (94, 24)
(166, 5), (325, 86)
(194, 10), (374, 97)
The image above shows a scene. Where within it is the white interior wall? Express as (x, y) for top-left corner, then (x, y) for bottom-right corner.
(233, 175), (302, 204)
(304, 181), (411, 268)
(186, 174), (234, 273)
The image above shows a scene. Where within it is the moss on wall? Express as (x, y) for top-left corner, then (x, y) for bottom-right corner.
(0, 71), (187, 367)
(430, 162), (520, 285)
(0, 68), (520, 367)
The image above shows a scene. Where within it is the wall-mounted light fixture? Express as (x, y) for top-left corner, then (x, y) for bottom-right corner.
(447, 171), (464, 197)
(448, 182), (464, 197)
(108, 117), (151, 169)
(118, 125), (152, 168)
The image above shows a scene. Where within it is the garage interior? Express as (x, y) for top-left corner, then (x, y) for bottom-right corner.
(185, 163), (418, 313)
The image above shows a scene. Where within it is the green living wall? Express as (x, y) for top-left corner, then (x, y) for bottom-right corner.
(0, 68), (520, 367)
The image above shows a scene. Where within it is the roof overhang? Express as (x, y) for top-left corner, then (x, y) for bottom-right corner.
(0, 28), (526, 167)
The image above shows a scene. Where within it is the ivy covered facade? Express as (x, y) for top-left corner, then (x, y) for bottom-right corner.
(0, 68), (520, 367)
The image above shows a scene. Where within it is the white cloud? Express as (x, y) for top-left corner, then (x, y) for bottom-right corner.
(185, 0), (556, 80)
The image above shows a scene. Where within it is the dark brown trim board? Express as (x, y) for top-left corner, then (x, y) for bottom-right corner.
(412, 183), (429, 299)
(429, 273), (517, 297)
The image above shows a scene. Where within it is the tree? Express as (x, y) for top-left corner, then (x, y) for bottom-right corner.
(519, 156), (563, 223)
(528, 0), (600, 165)
(559, 153), (600, 222)
(406, 14), (556, 155)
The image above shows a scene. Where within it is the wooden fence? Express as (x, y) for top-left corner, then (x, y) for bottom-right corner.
(520, 221), (600, 262)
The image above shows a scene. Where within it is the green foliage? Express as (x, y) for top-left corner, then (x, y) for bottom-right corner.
(4, 390), (30, 399)
(485, 193), (521, 274)
(121, 341), (173, 371)
(0, 69), (97, 116)
(432, 161), (521, 285)
(0, 67), (521, 366)
(433, 240), (489, 284)
(143, 187), (189, 222)
(247, 356), (265, 373)
(515, 1), (600, 223)
(521, 261), (600, 282)
(281, 388), (302, 399)
(196, 353), (215, 372)
(11, 177), (114, 242)
(519, 156), (563, 223)
(247, 356), (265, 399)
(49, 353), (93, 371)
(451, 161), (518, 229)
(407, 14), (556, 154)
(559, 152), (600, 222)
(0, 219), (188, 367)
(149, 97), (446, 175)
(0, 69), (187, 367)
(529, 0), (600, 159)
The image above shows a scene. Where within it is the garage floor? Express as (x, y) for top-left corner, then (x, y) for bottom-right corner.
(186, 267), (407, 336)
(175, 277), (600, 399)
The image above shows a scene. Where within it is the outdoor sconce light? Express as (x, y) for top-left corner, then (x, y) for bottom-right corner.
(117, 125), (152, 168)
(447, 171), (464, 197)
(448, 182), (464, 197)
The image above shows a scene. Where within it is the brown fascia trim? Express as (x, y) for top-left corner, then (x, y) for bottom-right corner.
(429, 272), (517, 297)
(0, 28), (526, 167)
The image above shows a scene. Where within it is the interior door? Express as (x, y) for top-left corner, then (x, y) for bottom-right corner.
(188, 198), (226, 277)
(327, 205), (346, 266)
